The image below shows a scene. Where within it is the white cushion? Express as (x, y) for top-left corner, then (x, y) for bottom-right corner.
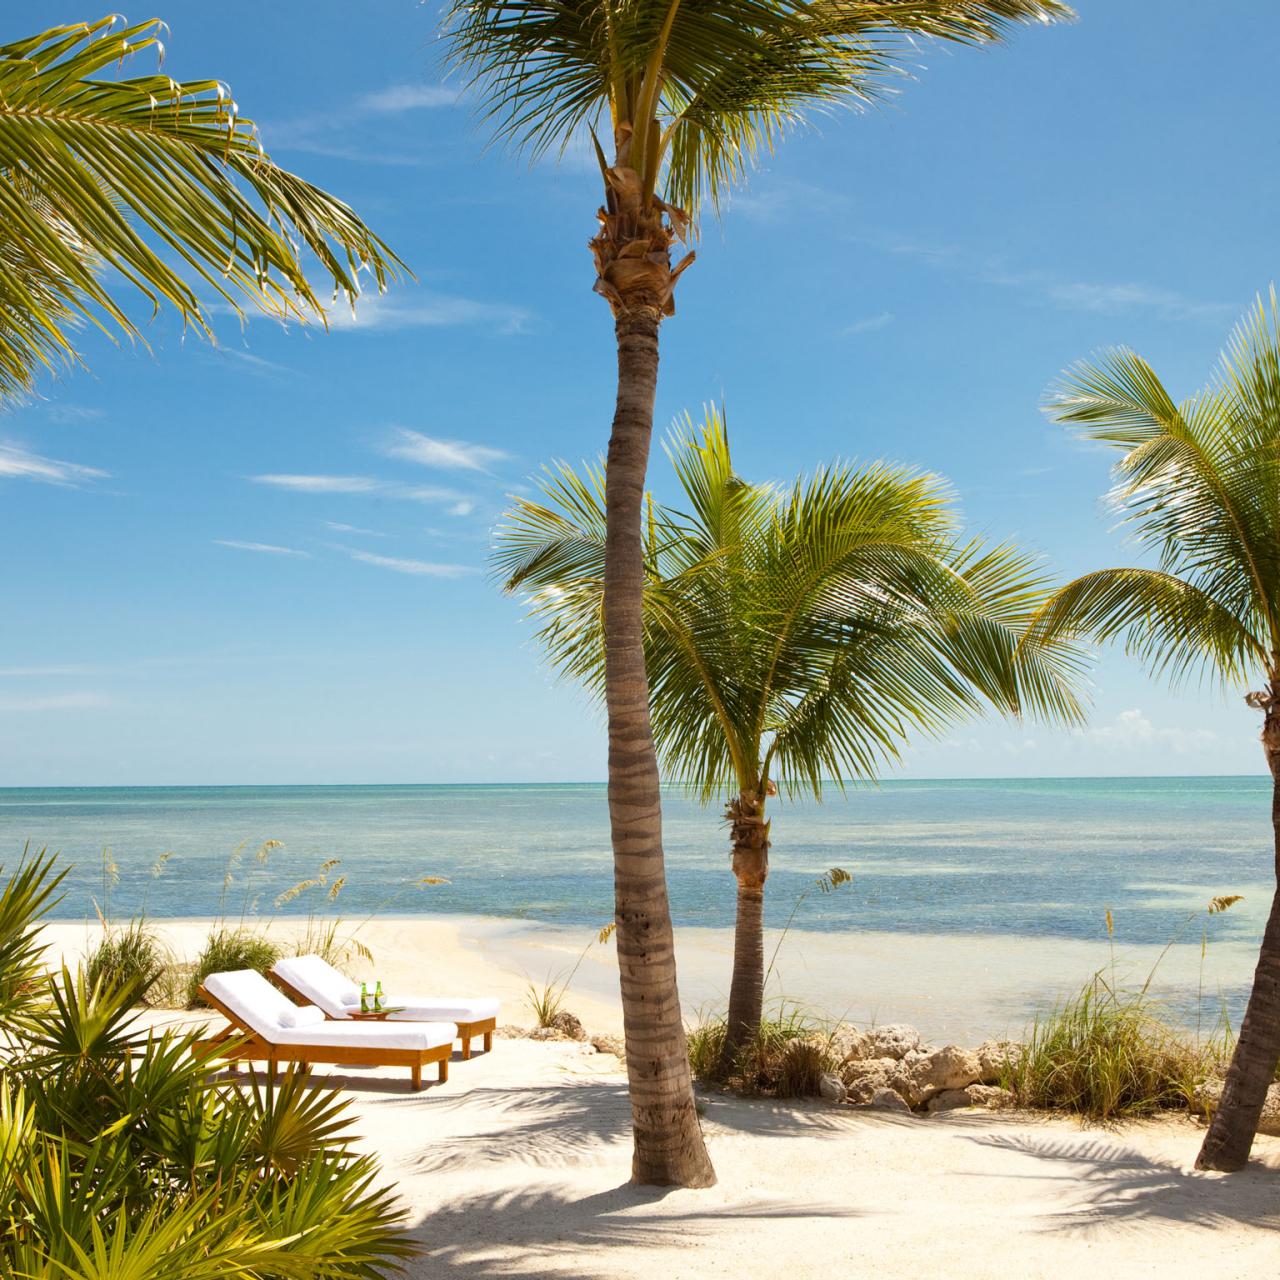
(276, 955), (499, 1026)
(271, 954), (360, 1018)
(278, 1003), (325, 1029)
(203, 969), (304, 1037)
(381, 997), (501, 1024)
(270, 1019), (456, 1051)
(202, 969), (454, 1051)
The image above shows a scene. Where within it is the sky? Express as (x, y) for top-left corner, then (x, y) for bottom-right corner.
(1, 0), (1276, 786)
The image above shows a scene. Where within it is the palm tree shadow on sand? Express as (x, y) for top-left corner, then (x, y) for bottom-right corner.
(391, 1081), (872, 1278)
(966, 1132), (1280, 1232)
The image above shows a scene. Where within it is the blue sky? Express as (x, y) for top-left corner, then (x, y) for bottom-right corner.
(1, 0), (1275, 785)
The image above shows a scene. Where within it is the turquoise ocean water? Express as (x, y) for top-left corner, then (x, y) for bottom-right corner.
(1, 778), (1272, 955)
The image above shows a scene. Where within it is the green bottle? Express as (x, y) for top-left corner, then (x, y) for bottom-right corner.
(374, 980), (384, 1013)
(360, 982), (369, 1014)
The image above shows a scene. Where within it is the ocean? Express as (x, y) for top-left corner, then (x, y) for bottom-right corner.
(1, 777), (1272, 949)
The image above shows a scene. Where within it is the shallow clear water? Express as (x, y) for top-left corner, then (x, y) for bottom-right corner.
(1, 778), (1272, 954)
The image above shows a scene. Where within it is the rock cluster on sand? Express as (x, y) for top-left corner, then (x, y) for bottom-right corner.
(834, 1027), (1018, 1115)
(1193, 1079), (1280, 1137)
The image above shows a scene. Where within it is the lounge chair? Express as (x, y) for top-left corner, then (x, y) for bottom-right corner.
(270, 954), (500, 1059)
(193, 968), (456, 1090)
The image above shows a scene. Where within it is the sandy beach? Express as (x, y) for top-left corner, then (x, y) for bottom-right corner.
(37, 914), (1280, 1277)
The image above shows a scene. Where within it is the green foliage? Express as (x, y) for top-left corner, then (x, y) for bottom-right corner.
(84, 920), (167, 1004)
(0, 17), (404, 405)
(687, 1003), (839, 1097)
(444, 0), (1071, 217)
(1002, 975), (1228, 1120)
(0, 855), (414, 1275)
(1032, 290), (1280, 685)
(0, 847), (63, 1027)
(188, 929), (282, 1007)
(497, 409), (1085, 803)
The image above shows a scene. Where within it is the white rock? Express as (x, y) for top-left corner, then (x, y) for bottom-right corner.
(908, 1045), (983, 1102)
(862, 1024), (922, 1061)
(865, 1086), (912, 1114)
(819, 1072), (847, 1103)
(975, 1039), (1020, 1085)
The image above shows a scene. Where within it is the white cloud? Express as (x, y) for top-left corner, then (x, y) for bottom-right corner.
(844, 311), (894, 335)
(327, 290), (533, 335)
(324, 521), (385, 537)
(0, 665), (92, 677)
(0, 441), (106, 486)
(384, 428), (510, 473)
(359, 84), (459, 113)
(44, 405), (105, 424)
(447, 500), (476, 517)
(213, 348), (295, 378)
(1078, 708), (1219, 755)
(250, 474), (380, 494)
(344, 549), (472, 578)
(0, 692), (111, 711)
(214, 539), (311, 558)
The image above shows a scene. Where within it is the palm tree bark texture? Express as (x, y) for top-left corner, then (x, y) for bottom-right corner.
(593, 163), (714, 1188)
(1197, 673), (1280, 1170)
(721, 787), (772, 1075)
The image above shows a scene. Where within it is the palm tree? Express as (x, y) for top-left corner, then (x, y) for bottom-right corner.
(495, 410), (1084, 1071)
(446, 0), (1072, 1185)
(1028, 292), (1280, 1172)
(0, 17), (403, 404)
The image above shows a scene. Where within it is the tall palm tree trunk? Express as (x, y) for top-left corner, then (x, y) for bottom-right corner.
(719, 789), (770, 1075)
(602, 296), (715, 1188)
(1197, 684), (1280, 1171)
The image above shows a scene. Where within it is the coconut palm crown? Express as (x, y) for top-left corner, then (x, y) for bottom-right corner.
(1027, 290), (1280, 1173)
(0, 17), (405, 404)
(496, 410), (1085, 1061)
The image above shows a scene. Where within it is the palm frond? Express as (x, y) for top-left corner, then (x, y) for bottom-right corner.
(0, 17), (406, 403)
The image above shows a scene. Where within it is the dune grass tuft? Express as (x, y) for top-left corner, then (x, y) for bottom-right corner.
(687, 1003), (839, 1098)
(1002, 974), (1229, 1121)
(187, 928), (282, 1006)
(85, 919), (168, 1002)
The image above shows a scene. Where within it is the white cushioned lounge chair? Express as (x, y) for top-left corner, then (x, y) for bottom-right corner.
(270, 954), (500, 1060)
(193, 968), (456, 1089)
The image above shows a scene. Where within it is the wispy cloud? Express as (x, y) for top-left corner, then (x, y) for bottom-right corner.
(384, 428), (510, 473)
(327, 290), (533, 336)
(447, 500), (476, 517)
(864, 231), (1237, 325)
(358, 84), (459, 113)
(343, 549), (472, 578)
(0, 441), (106, 486)
(214, 539), (311, 558)
(844, 311), (894, 335)
(1077, 708), (1219, 755)
(250, 474), (380, 494)
(324, 521), (385, 537)
(730, 179), (850, 226)
(0, 664), (93, 677)
(44, 404), (105, 424)
(0, 692), (112, 711)
(212, 348), (295, 378)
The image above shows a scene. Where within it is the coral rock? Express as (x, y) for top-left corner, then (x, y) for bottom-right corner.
(862, 1024), (922, 1061)
(907, 1045), (983, 1103)
(819, 1072), (847, 1104)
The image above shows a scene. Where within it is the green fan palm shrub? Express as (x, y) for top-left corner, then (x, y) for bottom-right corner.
(447, 0), (1072, 1186)
(0, 17), (403, 403)
(0, 851), (414, 1276)
(496, 410), (1084, 1072)
(1028, 291), (1280, 1172)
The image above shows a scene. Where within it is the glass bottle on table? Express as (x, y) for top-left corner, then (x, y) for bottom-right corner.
(374, 980), (384, 1013)
(360, 982), (369, 1014)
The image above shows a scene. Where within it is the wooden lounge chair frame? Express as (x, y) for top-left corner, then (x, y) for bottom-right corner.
(268, 968), (497, 1060)
(192, 985), (451, 1090)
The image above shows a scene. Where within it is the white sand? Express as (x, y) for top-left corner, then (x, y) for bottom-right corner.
(38, 913), (1280, 1277)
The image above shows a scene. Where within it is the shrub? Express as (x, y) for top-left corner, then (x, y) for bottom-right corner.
(187, 928), (281, 1006)
(84, 919), (167, 1002)
(0, 851), (414, 1272)
(686, 1003), (839, 1098)
(1002, 974), (1227, 1121)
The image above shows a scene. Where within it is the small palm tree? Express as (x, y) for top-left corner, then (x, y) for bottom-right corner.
(0, 17), (403, 404)
(496, 411), (1084, 1069)
(1029, 291), (1280, 1172)
(447, 0), (1071, 1185)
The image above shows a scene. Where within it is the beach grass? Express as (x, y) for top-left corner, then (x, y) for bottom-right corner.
(688, 1003), (839, 1098)
(187, 927), (282, 1005)
(84, 918), (168, 1002)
